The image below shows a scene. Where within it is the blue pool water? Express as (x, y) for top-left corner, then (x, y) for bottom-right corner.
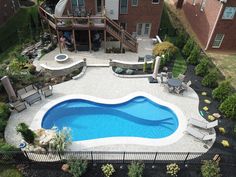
(42, 96), (179, 141)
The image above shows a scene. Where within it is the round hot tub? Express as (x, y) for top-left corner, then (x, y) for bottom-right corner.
(55, 54), (69, 62)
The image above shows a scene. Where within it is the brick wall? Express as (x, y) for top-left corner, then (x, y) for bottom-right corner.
(0, 0), (19, 26)
(119, 0), (164, 37)
(208, 0), (236, 52)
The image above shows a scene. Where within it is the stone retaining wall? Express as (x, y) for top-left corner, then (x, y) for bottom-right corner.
(40, 59), (86, 76)
(109, 59), (154, 70)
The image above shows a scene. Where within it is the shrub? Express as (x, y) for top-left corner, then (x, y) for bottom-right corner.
(128, 161), (145, 177)
(219, 93), (236, 119)
(201, 160), (221, 177)
(212, 81), (234, 103)
(195, 57), (209, 76)
(126, 69), (134, 75)
(0, 167), (23, 177)
(0, 102), (10, 120)
(0, 119), (7, 134)
(114, 67), (124, 74)
(153, 41), (178, 57)
(0, 139), (18, 151)
(187, 45), (200, 65)
(49, 127), (72, 152)
(101, 164), (115, 177)
(166, 163), (180, 177)
(16, 123), (36, 144)
(182, 38), (195, 57)
(68, 159), (88, 177)
(28, 64), (37, 75)
(175, 31), (188, 49)
(202, 71), (218, 88)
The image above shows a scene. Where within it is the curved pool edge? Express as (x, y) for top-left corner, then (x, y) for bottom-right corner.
(31, 92), (187, 148)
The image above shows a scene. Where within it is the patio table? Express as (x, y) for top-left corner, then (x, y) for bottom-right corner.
(167, 78), (182, 93)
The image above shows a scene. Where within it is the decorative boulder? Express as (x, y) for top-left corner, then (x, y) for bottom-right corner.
(213, 113), (221, 119)
(61, 164), (70, 172)
(201, 92), (207, 96)
(204, 99), (211, 104)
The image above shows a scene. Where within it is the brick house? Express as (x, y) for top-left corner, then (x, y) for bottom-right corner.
(39, 0), (164, 52)
(0, 0), (20, 26)
(176, 0), (236, 52)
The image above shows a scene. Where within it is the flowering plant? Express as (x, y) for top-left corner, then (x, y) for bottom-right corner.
(166, 163), (180, 176)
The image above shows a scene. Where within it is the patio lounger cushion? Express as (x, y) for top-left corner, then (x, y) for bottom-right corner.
(187, 126), (215, 141)
(189, 118), (218, 129)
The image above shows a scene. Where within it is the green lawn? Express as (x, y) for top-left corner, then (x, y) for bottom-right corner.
(172, 52), (187, 77)
(0, 6), (40, 62)
(0, 165), (23, 177)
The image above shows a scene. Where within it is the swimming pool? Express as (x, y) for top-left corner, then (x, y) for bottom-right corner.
(32, 93), (187, 147)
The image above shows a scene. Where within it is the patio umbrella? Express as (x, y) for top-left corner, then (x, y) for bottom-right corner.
(152, 56), (161, 79)
(1, 76), (16, 102)
(54, 0), (69, 17)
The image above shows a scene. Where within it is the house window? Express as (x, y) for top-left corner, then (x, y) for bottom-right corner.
(152, 0), (159, 4)
(212, 34), (224, 48)
(120, 0), (128, 14)
(78, 0), (85, 8)
(200, 0), (207, 11)
(192, 0), (196, 5)
(131, 0), (138, 6)
(222, 7), (236, 20)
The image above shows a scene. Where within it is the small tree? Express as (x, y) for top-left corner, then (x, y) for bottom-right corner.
(187, 45), (200, 65)
(202, 71), (218, 88)
(201, 160), (221, 177)
(212, 81), (234, 103)
(219, 93), (236, 119)
(16, 123), (36, 144)
(128, 161), (145, 177)
(182, 38), (195, 57)
(195, 57), (209, 76)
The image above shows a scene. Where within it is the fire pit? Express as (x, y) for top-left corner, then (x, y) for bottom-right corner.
(55, 54), (69, 62)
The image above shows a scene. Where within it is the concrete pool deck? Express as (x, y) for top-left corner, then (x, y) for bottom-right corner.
(5, 67), (215, 153)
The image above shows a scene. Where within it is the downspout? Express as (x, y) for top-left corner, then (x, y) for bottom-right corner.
(205, 2), (224, 50)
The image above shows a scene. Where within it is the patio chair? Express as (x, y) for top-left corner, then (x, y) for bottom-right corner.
(167, 72), (173, 79)
(175, 87), (185, 95)
(187, 126), (216, 141)
(138, 56), (145, 62)
(182, 81), (191, 91)
(189, 118), (218, 129)
(41, 85), (53, 97)
(17, 88), (26, 100)
(177, 74), (185, 81)
(9, 100), (27, 112)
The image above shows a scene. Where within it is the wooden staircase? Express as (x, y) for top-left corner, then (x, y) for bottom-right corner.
(105, 16), (138, 53)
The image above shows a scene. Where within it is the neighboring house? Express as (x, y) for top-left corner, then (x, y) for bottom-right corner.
(39, 0), (164, 53)
(0, 0), (20, 26)
(176, 0), (236, 52)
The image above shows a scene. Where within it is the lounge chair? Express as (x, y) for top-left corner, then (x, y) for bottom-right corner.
(187, 126), (216, 141)
(41, 85), (53, 97)
(182, 81), (191, 91)
(189, 118), (218, 129)
(9, 100), (27, 112)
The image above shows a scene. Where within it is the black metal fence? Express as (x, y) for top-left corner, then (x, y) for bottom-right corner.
(1, 151), (236, 166)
